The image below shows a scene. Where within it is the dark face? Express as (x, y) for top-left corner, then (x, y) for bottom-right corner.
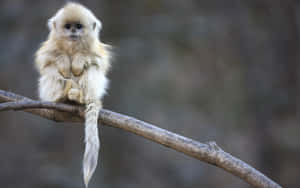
(63, 22), (84, 40)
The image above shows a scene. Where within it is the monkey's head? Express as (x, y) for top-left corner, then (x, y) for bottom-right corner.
(48, 2), (102, 42)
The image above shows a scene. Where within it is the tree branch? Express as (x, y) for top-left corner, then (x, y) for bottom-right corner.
(0, 89), (281, 188)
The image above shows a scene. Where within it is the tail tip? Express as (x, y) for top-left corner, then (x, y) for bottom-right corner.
(84, 174), (91, 188)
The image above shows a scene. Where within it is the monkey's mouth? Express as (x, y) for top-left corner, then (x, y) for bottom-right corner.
(69, 35), (79, 40)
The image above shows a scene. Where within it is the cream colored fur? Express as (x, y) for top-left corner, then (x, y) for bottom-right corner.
(35, 2), (111, 187)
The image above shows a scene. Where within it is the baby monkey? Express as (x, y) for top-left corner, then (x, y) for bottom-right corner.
(35, 2), (111, 187)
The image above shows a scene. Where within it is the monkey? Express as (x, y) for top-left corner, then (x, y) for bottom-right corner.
(35, 2), (111, 187)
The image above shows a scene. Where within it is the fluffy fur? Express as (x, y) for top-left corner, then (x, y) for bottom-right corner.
(35, 2), (111, 187)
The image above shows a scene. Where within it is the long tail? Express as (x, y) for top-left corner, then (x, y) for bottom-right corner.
(83, 102), (101, 188)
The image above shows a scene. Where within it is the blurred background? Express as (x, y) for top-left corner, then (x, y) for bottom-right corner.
(0, 0), (299, 187)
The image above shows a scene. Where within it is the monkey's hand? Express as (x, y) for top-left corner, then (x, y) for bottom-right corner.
(56, 55), (71, 78)
(68, 88), (84, 104)
(72, 54), (88, 76)
(63, 79), (84, 104)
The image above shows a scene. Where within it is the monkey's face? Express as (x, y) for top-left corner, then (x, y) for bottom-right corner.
(48, 3), (102, 42)
(61, 21), (85, 41)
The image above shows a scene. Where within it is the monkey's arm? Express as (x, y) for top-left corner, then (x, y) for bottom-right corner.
(71, 54), (108, 76)
(71, 53), (89, 76)
(93, 43), (112, 75)
(35, 46), (71, 78)
(55, 54), (71, 78)
(90, 55), (110, 74)
(71, 42), (111, 76)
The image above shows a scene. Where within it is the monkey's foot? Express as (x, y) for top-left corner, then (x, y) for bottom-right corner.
(68, 88), (84, 104)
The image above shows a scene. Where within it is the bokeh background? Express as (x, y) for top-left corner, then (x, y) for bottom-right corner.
(0, 0), (299, 187)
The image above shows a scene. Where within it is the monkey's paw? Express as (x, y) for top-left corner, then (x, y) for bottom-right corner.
(68, 88), (84, 104)
(72, 55), (87, 76)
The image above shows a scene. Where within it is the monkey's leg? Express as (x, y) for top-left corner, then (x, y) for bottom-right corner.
(39, 65), (71, 102)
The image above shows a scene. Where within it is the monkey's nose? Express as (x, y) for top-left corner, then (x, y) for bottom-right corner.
(71, 28), (76, 33)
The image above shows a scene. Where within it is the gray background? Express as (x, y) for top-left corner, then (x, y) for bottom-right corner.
(0, 0), (299, 187)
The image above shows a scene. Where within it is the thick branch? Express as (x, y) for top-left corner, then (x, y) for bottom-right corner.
(0, 89), (281, 188)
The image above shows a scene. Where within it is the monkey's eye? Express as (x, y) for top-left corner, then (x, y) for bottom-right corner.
(64, 23), (71, 29)
(76, 23), (83, 29)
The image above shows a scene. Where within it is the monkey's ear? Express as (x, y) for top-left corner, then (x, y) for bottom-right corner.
(93, 20), (102, 32)
(47, 18), (56, 31)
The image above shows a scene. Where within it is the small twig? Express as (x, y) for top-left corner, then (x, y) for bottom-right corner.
(0, 89), (281, 188)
